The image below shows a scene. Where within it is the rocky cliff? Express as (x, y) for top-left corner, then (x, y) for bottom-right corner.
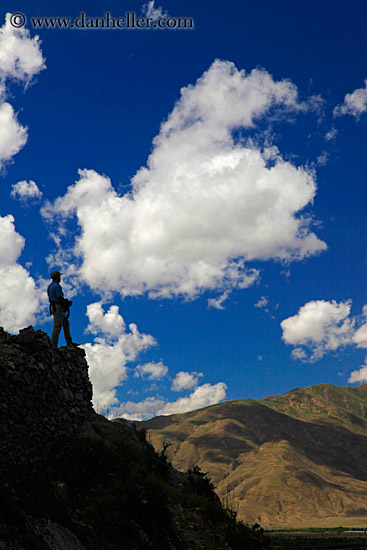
(0, 327), (267, 550)
(0, 326), (93, 479)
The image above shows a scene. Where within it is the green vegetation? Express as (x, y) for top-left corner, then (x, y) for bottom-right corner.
(261, 384), (367, 435)
(269, 534), (367, 550)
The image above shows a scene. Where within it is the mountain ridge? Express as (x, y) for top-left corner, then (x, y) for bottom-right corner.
(137, 383), (367, 527)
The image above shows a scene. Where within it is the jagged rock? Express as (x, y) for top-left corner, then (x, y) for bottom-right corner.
(26, 519), (86, 550)
(0, 327), (12, 344)
(17, 326), (53, 348)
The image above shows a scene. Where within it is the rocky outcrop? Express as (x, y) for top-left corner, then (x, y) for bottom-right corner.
(0, 326), (93, 478)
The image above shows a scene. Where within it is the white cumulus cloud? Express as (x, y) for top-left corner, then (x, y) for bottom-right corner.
(0, 14), (45, 168)
(281, 300), (356, 361)
(42, 61), (326, 302)
(0, 18), (46, 330)
(135, 361), (169, 380)
(0, 102), (27, 168)
(281, 300), (367, 366)
(333, 79), (367, 119)
(111, 381), (227, 421)
(11, 180), (42, 203)
(0, 215), (44, 332)
(352, 305), (367, 349)
(282, 301), (367, 384)
(348, 357), (367, 384)
(85, 302), (126, 339)
(0, 13), (45, 83)
(171, 370), (203, 391)
(82, 302), (156, 411)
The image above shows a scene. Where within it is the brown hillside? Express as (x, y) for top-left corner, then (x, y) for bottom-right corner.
(138, 384), (367, 528)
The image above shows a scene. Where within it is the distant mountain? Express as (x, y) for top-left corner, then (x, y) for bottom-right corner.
(138, 384), (367, 528)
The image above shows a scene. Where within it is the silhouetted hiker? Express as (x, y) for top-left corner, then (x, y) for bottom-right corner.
(47, 271), (79, 348)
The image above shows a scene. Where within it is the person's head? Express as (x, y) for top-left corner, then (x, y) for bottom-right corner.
(50, 270), (62, 282)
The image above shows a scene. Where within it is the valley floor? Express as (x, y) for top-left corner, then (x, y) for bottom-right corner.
(267, 517), (367, 529)
(269, 532), (367, 550)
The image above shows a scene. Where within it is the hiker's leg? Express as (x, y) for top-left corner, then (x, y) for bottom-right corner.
(51, 305), (63, 346)
(63, 316), (72, 344)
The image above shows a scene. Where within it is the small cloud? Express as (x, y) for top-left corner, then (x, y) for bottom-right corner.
(333, 79), (367, 120)
(255, 296), (269, 309)
(348, 357), (367, 384)
(352, 305), (367, 349)
(291, 347), (308, 361)
(281, 299), (356, 362)
(135, 361), (169, 380)
(281, 300), (367, 363)
(324, 127), (337, 141)
(171, 370), (203, 391)
(10, 180), (42, 204)
(316, 151), (328, 167)
(141, 1), (168, 21)
(208, 291), (230, 310)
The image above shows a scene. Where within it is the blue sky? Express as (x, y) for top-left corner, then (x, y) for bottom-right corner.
(1, 0), (367, 419)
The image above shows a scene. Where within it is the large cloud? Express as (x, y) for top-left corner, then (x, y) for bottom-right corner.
(83, 302), (156, 411)
(0, 14), (45, 168)
(0, 215), (45, 332)
(42, 60), (326, 301)
(333, 79), (367, 119)
(281, 300), (367, 363)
